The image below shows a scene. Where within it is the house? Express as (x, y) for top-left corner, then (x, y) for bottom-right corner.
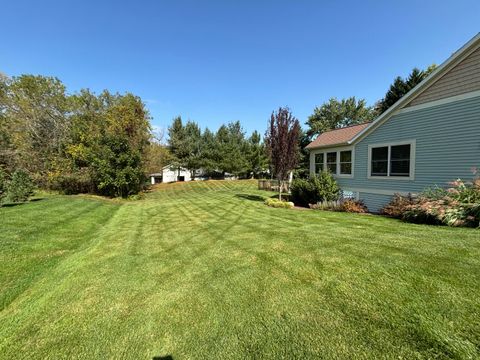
(306, 33), (480, 212)
(149, 165), (193, 184)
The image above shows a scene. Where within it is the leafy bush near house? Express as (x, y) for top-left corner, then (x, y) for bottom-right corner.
(290, 171), (340, 207)
(4, 170), (35, 203)
(264, 197), (294, 209)
(309, 200), (343, 211)
(341, 199), (368, 213)
(381, 176), (480, 227)
(309, 199), (368, 213)
(380, 193), (416, 218)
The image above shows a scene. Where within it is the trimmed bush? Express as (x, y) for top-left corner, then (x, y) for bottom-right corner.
(309, 200), (343, 211)
(265, 197), (294, 209)
(381, 176), (480, 227)
(380, 193), (416, 218)
(291, 171), (340, 207)
(4, 170), (34, 203)
(309, 199), (368, 213)
(341, 199), (368, 213)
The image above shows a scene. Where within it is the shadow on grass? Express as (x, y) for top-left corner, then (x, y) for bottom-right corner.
(153, 356), (173, 360)
(269, 193), (291, 201)
(1, 198), (44, 208)
(235, 193), (265, 202)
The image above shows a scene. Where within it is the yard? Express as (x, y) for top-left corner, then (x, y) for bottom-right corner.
(1, 180), (479, 359)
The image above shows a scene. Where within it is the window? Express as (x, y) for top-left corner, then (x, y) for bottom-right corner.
(390, 144), (411, 176)
(371, 147), (388, 176)
(315, 153), (324, 173)
(311, 148), (354, 177)
(327, 152), (337, 173)
(369, 142), (414, 178)
(340, 150), (352, 175)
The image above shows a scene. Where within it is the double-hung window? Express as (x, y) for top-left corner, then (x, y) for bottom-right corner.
(314, 153), (324, 174)
(369, 141), (415, 179)
(339, 150), (352, 175)
(326, 152), (337, 173)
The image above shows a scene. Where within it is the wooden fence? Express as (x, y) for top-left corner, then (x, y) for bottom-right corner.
(258, 179), (290, 192)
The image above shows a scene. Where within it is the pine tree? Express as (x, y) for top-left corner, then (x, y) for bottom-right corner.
(376, 64), (437, 114)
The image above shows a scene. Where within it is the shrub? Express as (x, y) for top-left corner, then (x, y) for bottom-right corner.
(382, 175), (480, 227)
(402, 198), (444, 225)
(290, 171), (340, 207)
(52, 169), (94, 195)
(4, 170), (34, 203)
(309, 199), (368, 213)
(309, 200), (343, 211)
(380, 193), (416, 218)
(264, 197), (294, 209)
(341, 199), (368, 213)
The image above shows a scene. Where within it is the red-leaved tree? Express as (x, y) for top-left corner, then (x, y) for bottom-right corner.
(265, 107), (300, 200)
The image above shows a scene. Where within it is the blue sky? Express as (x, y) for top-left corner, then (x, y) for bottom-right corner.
(1, 1), (479, 136)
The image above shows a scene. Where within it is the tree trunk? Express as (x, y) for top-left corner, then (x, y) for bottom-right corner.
(278, 178), (282, 200)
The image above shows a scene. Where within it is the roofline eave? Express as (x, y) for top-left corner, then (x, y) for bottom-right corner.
(306, 142), (350, 151)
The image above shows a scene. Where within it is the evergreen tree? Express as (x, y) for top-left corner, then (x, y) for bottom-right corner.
(376, 64), (437, 114)
(167, 116), (187, 178)
(246, 130), (268, 178)
(200, 128), (220, 176)
(216, 121), (249, 177)
(183, 121), (203, 179)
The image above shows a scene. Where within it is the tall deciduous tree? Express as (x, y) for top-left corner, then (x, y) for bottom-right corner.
(144, 130), (172, 175)
(376, 64), (437, 114)
(265, 107), (300, 199)
(1, 75), (70, 183)
(306, 97), (376, 139)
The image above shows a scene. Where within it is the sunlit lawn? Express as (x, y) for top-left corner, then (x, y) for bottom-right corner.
(1, 180), (479, 359)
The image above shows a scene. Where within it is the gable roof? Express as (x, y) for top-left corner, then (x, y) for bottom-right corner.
(349, 32), (480, 144)
(305, 122), (370, 149)
(306, 32), (480, 152)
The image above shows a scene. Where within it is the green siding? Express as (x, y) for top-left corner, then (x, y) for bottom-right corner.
(334, 94), (480, 211)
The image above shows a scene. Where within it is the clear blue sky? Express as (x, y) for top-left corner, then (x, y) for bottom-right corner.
(2, 0), (479, 136)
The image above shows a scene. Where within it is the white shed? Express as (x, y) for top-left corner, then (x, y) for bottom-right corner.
(149, 165), (192, 185)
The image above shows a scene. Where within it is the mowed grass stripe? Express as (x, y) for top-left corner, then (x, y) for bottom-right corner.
(0, 197), (121, 311)
(0, 180), (479, 359)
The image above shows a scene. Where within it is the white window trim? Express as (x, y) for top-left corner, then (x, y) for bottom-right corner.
(314, 153), (324, 173)
(367, 140), (416, 181)
(310, 146), (355, 178)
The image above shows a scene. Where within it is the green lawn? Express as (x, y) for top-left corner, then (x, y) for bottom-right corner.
(1, 180), (479, 359)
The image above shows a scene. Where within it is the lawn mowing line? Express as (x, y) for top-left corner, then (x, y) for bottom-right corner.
(0, 198), (115, 244)
(0, 201), (123, 316)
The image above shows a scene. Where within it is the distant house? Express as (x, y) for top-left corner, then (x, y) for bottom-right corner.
(306, 33), (480, 212)
(149, 165), (192, 184)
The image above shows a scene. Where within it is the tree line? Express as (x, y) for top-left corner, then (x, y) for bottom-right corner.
(0, 63), (434, 199)
(305, 64), (437, 139)
(0, 75), (151, 197)
(167, 117), (268, 179)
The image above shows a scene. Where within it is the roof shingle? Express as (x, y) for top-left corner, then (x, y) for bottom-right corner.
(305, 123), (371, 149)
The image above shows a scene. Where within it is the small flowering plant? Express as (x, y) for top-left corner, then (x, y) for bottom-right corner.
(382, 168), (480, 227)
